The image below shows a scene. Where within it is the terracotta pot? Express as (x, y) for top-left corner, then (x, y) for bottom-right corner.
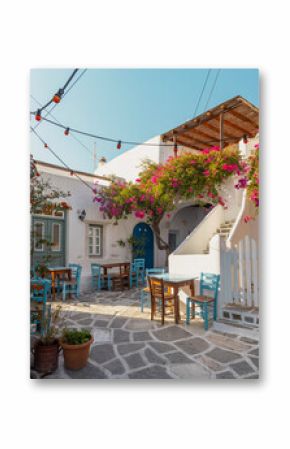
(60, 336), (93, 370)
(33, 339), (61, 373)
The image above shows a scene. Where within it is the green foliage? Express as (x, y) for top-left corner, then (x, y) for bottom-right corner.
(93, 145), (243, 253)
(61, 329), (92, 345)
(247, 145), (259, 208)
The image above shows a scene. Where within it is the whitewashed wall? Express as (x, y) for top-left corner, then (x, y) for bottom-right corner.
(95, 136), (163, 181)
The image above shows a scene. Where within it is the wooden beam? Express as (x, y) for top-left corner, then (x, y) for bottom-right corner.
(202, 121), (238, 139)
(162, 99), (242, 140)
(227, 108), (258, 128)
(223, 118), (252, 135)
(220, 113), (224, 149)
(176, 136), (204, 151)
(185, 127), (218, 142)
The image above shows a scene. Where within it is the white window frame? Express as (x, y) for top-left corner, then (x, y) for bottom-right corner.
(51, 223), (61, 252)
(88, 224), (103, 257)
(34, 221), (45, 252)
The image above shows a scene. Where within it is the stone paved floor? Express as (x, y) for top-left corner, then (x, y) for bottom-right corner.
(31, 288), (259, 380)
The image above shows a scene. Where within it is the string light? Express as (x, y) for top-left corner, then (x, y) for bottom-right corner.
(32, 114), (237, 149)
(243, 134), (248, 144)
(35, 110), (41, 121)
(64, 127), (70, 136)
(32, 69), (79, 115)
(31, 126), (96, 193)
(44, 143), (48, 148)
(53, 88), (64, 104)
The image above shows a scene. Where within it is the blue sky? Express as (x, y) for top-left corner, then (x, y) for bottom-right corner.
(30, 68), (259, 173)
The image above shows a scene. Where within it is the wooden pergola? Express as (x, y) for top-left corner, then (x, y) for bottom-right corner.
(161, 95), (259, 151)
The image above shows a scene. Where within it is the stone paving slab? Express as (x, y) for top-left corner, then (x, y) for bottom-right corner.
(128, 365), (172, 379)
(32, 288), (259, 380)
(206, 347), (241, 364)
(175, 337), (209, 355)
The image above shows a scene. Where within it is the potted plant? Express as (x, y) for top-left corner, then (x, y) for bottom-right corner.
(60, 329), (93, 370)
(32, 305), (63, 374)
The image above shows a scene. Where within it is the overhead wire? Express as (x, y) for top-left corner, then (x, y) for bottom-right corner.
(30, 93), (93, 156)
(30, 113), (235, 148)
(203, 69), (221, 112)
(30, 126), (95, 193)
(32, 68), (79, 114)
(193, 69), (211, 117)
(32, 68), (87, 131)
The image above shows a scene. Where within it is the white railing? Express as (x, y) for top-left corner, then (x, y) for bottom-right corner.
(173, 205), (224, 255)
(220, 236), (259, 311)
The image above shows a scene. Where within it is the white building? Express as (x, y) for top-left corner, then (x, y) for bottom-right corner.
(32, 96), (259, 325)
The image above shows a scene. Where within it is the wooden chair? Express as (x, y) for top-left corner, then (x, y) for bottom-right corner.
(186, 273), (220, 330)
(140, 268), (166, 311)
(111, 263), (130, 290)
(148, 276), (174, 325)
(91, 263), (112, 291)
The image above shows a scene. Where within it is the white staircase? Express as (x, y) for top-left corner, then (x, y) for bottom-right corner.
(203, 219), (235, 254)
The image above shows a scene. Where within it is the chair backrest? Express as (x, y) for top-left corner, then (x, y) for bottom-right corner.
(134, 258), (145, 270)
(148, 276), (165, 299)
(91, 263), (102, 276)
(31, 279), (50, 303)
(146, 268), (165, 276)
(69, 263), (82, 280)
(200, 273), (220, 300)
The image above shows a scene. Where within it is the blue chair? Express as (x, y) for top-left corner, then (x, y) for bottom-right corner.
(61, 263), (82, 301)
(129, 261), (139, 288)
(140, 268), (166, 311)
(186, 273), (220, 330)
(30, 279), (50, 335)
(91, 263), (112, 291)
(133, 258), (146, 285)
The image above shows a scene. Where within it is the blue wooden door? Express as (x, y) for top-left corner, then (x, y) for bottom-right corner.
(132, 223), (154, 269)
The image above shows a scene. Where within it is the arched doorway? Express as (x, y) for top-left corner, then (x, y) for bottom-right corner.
(168, 205), (211, 252)
(132, 222), (154, 268)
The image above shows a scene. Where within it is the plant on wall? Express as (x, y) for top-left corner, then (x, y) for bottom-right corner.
(233, 143), (259, 223)
(93, 144), (244, 259)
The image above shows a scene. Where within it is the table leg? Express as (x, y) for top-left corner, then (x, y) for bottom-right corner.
(51, 272), (56, 301)
(189, 280), (195, 319)
(174, 286), (180, 324)
(68, 269), (72, 299)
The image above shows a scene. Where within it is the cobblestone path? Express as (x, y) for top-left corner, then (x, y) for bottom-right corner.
(31, 288), (259, 380)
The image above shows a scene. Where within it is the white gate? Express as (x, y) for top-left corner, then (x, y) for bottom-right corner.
(220, 235), (259, 311)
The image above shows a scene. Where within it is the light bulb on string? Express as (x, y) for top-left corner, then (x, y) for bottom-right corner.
(243, 134), (248, 144)
(53, 88), (64, 104)
(117, 141), (121, 150)
(44, 143), (48, 148)
(64, 128), (70, 136)
(70, 170), (74, 176)
(35, 110), (41, 121)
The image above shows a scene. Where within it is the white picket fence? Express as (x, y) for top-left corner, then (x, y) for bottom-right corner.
(220, 235), (259, 310)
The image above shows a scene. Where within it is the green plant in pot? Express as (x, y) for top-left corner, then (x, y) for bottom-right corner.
(60, 328), (93, 370)
(32, 305), (63, 374)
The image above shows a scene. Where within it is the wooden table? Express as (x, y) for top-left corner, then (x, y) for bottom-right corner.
(99, 261), (131, 290)
(152, 274), (197, 324)
(48, 266), (72, 301)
